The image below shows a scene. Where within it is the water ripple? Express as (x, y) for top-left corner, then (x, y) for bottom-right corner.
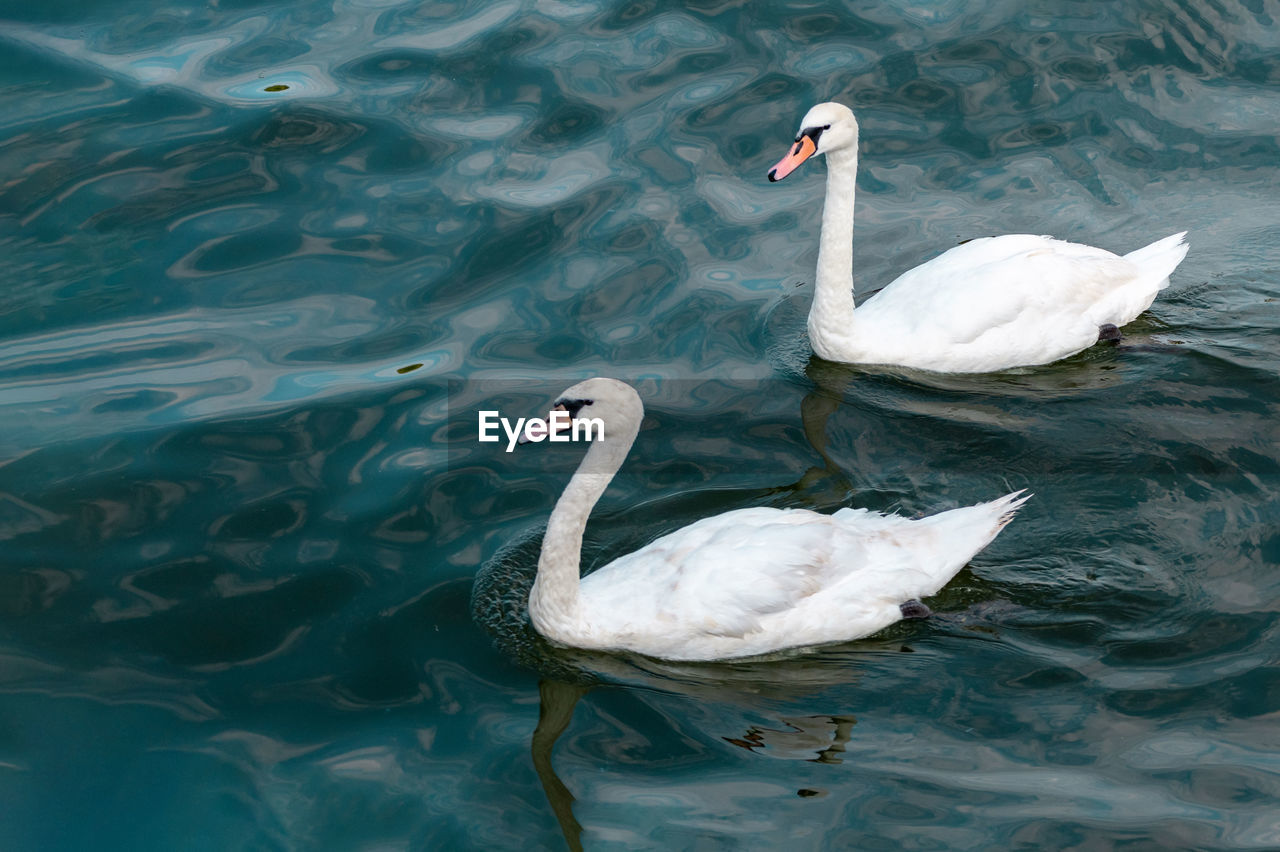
(2, 0), (1279, 848)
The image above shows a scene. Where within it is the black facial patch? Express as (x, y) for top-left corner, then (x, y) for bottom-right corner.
(554, 397), (593, 418)
(797, 125), (826, 148)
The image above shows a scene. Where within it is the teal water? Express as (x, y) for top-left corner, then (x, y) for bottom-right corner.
(2, 0), (1279, 849)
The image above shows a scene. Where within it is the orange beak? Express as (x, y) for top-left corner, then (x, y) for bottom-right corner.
(768, 134), (816, 182)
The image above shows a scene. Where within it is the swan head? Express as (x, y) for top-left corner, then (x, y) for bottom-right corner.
(767, 102), (858, 182)
(523, 377), (643, 446)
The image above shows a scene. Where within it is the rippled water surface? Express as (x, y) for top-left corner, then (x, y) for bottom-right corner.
(2, 0), (1279, 849)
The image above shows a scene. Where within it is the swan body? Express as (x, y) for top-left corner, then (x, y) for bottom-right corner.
(769, 102), (1190, 373)
(524, 378), (1028, 661)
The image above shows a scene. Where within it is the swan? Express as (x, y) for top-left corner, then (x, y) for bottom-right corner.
(522, 377), (1029, 661)
(768, 102), (1190, 373)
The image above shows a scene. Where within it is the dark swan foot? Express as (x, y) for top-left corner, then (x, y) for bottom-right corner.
(1098, 323), (1122, 343)
(900, 599), (932, 619)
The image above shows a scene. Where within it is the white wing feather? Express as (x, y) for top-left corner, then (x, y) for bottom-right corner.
(838, 234), (1188, 371)
(573, 493), (1027, 660)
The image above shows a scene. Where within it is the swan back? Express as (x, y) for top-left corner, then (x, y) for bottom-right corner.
(570, 492), (1029, 660)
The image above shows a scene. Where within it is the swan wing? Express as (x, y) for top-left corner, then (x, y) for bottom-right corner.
(576, 494), (1026, 659)
(867, 236), (1133, 336)
(851, 234), (1179, 369)
(582, 507), (851, 639)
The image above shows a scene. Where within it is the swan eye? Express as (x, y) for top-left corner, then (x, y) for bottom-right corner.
(823, 124), (831, 130)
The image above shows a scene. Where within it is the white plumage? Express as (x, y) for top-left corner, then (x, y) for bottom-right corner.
(524, 378), (1028, 661)
(769, 102), (1190, 373)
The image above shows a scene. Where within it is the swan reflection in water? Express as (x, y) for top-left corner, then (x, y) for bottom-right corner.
(468, 368), (949, 846)
(475, 356), (1138, 846)
(721, 713), (858, 767)
(530, 677), (863, 851)
(474, 523), (912, 851)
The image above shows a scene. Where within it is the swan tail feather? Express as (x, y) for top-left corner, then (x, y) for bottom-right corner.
(1123, 231), (1189, 290)
(893, 490), (1030, 596)
(926, 489), (1030, 560)
(994, 489), (1033, 530)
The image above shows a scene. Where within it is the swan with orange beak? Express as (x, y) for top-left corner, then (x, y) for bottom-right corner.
(767, 101), (1188, 373)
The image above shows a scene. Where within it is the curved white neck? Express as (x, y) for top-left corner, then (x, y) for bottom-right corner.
(808, 148), (859, 358)
(528, 421), (638, 639)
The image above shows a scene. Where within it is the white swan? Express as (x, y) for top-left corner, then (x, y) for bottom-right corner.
(524, 377), (1029, 661)
(768, 102), (1190, 373)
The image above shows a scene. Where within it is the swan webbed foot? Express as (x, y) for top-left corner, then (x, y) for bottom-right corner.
(1098, 323), (1122, 343)
(899, 599), (932, 619)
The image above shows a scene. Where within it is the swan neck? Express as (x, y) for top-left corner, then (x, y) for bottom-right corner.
(530, 421), (637, 636)
(810, 149), (858, 350)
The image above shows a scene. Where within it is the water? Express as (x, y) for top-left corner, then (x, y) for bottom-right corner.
(2, 0), (1278, 848)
